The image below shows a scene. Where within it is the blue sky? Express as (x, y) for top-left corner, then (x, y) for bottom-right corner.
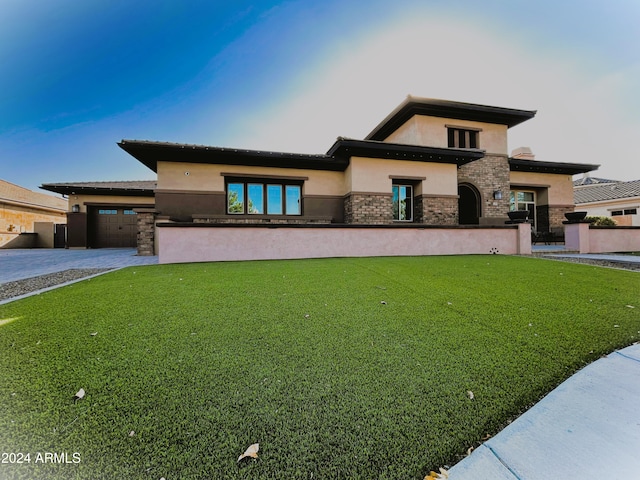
(2, 0), (639, 193)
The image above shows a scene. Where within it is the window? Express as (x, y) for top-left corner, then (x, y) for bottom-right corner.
(247, 184), (264, 214)
(98, 209), (117, 215)
(124, 210), (137, 215)
(285, 185), (302, 215)
(227, 183), (245, 213)
(611, 209), (637, 216)
(227, 181), (301, 215)
(509, 190), (536, 228)
(447, 127), (479, 149)
(392, 185), (413, 221)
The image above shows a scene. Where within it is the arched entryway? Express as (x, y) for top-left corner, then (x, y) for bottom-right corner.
(458, 183), (481, 225)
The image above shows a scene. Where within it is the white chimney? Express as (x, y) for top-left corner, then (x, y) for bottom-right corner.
(511, 147), (535, 160)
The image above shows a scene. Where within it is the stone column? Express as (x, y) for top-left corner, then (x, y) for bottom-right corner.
(134, 208), (157, 256)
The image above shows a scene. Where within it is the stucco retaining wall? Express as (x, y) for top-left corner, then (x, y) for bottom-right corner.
(157, 223), (531, 264)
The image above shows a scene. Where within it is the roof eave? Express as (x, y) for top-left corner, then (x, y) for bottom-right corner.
(509, 158), (599, 176)
(366, 97), (537, 141)
(118, 140), (348, 172)
(327, 138), (484, 166)
(40, 184), (155, 197)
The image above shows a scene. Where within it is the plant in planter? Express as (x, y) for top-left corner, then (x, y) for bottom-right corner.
(585, 216), (617, 226)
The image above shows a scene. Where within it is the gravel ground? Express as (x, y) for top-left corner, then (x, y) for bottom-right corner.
(538, 256), (640, 272)
(0, 269), (111, 302)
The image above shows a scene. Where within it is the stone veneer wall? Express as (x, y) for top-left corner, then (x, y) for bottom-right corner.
(415, 196), (458, 225)
(549, 206), (574, 231)
(135, 209), (157, 256)
(457, 154), (510, 222)
(344, 193), (393, 224)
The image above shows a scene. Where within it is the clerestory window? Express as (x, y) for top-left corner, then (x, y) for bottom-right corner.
(447, 127), (480, 149)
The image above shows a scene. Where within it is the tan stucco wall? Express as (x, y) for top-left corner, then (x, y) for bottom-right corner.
(0, 203), (65, 247)
(346, 157), (458, 195)
(384, 115), (508, 155)
(1, 203), (65, 234)
(509, 171), (575, 205)
(157, 161), (345, 196)
(69, 194), (155, 213)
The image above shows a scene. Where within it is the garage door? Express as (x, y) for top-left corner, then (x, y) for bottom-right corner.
(90, 207), (138, 248)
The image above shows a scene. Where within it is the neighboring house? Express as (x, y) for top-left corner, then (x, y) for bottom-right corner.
(40, 181), (155, 248)
(574, 176), (640, 226)
(1, 179), (67, 248)
(42, 97), (598, 254)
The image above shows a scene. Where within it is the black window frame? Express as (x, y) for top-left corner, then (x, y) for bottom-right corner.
(392, 183), (414, 222)
(447, 127), (480, 149)
(226, 178), (302, 216)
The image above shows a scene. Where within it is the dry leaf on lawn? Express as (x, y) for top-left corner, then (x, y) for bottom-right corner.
(238, 443), (259, 462)
(424, 468), (449, 480)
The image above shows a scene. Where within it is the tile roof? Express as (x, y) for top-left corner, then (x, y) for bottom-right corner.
(573, 177), (618, 186)
(574, 179), (640, 204)
(1, 179), (67, 211)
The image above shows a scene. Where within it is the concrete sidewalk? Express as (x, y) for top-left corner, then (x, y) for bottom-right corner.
(0, 248), (157, 283)
(448, 343), (640, 479)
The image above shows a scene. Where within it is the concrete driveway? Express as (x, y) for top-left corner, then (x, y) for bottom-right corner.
(0, 248), (157, 284)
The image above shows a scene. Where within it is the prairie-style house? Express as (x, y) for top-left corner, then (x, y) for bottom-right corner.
(42, 96), (598, 259)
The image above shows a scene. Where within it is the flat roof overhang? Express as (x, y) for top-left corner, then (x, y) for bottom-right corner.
(509, 158), (599, 175)
(41, 182), (156, 197)
(327, 138), (484, 166)
(119, 138), (484, 172)
(118, 140), (348, 173)
(367, 96), (537, 141)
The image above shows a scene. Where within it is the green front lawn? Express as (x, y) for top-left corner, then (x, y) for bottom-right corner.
(0, 256), (638, 479)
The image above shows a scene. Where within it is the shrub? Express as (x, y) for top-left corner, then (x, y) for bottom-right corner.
(585, 215), (617, 226)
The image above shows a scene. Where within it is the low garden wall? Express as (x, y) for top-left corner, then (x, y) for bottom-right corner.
(156, 223), (532, 264)
(565, 223), (640, 254)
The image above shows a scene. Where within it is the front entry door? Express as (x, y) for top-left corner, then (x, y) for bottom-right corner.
(458, 184), (480, 225)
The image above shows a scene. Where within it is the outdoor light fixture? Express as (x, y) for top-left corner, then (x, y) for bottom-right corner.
(493, 190), (503, 200)
(72, 204), (80, 213)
